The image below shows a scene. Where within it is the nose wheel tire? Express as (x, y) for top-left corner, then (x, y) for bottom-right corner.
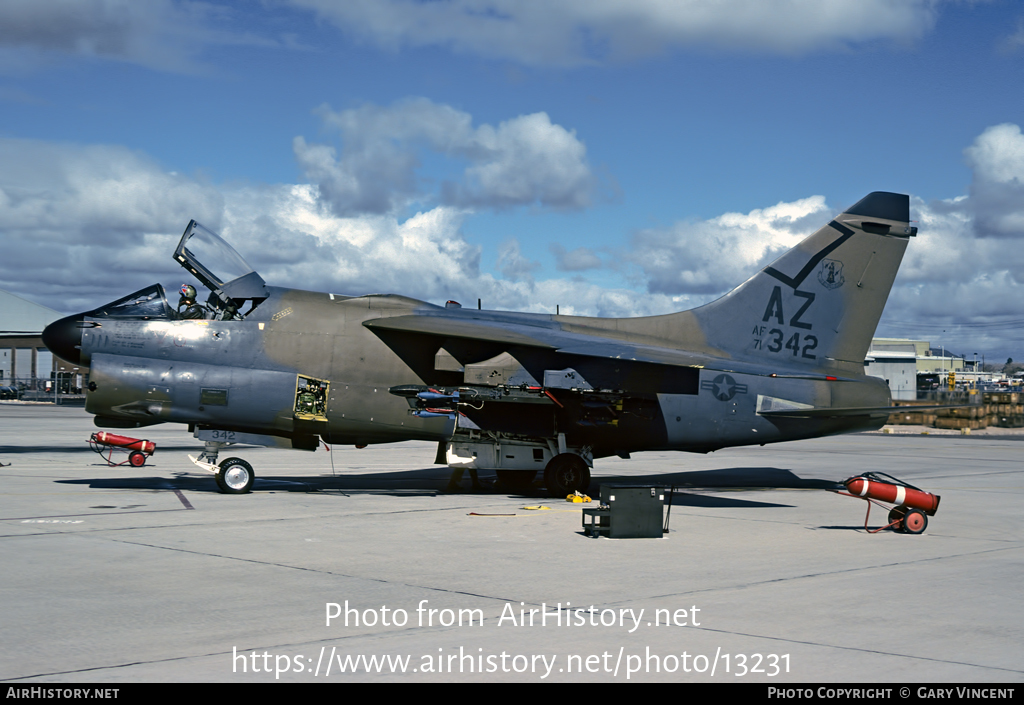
(544, 453), (590, 497)
(215, 457), (254, 494)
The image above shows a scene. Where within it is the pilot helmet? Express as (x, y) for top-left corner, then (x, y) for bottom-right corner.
(179, 284), (197, 301)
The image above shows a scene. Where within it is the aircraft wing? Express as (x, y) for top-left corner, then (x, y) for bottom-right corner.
(364, 314), (561, 350)
(363, 314), (852, 381)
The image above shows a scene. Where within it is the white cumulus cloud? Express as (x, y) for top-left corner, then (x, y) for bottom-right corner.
(289, 0), (942, 66)
(964, 123), (1024, 238)
(0, 137), (659, 319)
(0, 0), (269, 74)
(7, 121), (1024, 360)
(628, 195), (831, 294)
(294, 99), (599, 216)
(551, 244), (603, 272)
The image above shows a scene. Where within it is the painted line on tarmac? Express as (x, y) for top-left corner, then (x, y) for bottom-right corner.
(2, 507), (192, 521)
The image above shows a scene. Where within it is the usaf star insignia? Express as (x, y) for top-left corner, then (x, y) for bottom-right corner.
(701, 374), (748, 401)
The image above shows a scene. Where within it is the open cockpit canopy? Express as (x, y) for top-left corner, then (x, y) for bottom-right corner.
(174, 220), (268, 317)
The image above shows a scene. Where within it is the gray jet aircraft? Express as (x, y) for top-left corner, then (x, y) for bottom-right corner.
(43, 192), (917, 495)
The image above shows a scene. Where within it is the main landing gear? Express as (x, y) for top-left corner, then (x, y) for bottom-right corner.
(446, 432), (594, 498)
(544, 453), (591, 497)
(492, 454), (592, 496)
(189, 441), (255, 494)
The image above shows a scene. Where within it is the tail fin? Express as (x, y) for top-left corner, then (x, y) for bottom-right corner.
(691, 192), (915, 372)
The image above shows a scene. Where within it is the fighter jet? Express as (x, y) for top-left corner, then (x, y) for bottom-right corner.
(43, 192), (917, 495)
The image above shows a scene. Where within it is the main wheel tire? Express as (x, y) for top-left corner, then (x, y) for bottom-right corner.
(544, 453), (591, 497)
(128, 451), (147, 467)
(902, 508), (928, 535)
(216, 457), (254, 494)
(888, 506), (907, 532)
(495, 470), (536, 493)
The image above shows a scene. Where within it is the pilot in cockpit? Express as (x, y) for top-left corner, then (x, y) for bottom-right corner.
(177, 284), (206, 320)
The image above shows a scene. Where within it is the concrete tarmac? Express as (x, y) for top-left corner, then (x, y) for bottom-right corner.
(1, 403), (1021, 683)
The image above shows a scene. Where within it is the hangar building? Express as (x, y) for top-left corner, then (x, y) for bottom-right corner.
(0, 288), (63, 387)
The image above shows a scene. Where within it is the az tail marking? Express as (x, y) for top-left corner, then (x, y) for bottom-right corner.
(761, 286), (816, 330)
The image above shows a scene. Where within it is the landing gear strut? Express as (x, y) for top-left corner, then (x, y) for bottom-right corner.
(189, 441), (256, 494)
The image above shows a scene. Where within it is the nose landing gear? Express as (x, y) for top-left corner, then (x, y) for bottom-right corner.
(189, 441), (255, 494)
(214, 457), (255, 494)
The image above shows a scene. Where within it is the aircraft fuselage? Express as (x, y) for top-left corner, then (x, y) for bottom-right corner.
(75, 285), (890, 459)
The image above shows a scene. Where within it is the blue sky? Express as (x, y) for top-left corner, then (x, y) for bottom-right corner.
(2, 0), (1024, 362)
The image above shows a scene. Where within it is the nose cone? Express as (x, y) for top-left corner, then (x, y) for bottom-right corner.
(42, 314), (84, 365)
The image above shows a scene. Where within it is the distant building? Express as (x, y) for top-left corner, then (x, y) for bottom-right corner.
(866, 338), (968, 400)
(865, 339), (918, 400)
(0, 288), (63, 384)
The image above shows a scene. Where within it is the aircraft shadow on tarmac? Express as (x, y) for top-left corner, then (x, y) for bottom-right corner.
(0, 444), (205, 455)
(600, 467), (841, 510)
(52, 466), (842, 510)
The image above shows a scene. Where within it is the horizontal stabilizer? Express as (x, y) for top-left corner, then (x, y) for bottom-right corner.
(759, 404), (978, 419)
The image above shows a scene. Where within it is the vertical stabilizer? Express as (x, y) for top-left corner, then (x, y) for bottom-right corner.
(691, 192), (915, 373)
